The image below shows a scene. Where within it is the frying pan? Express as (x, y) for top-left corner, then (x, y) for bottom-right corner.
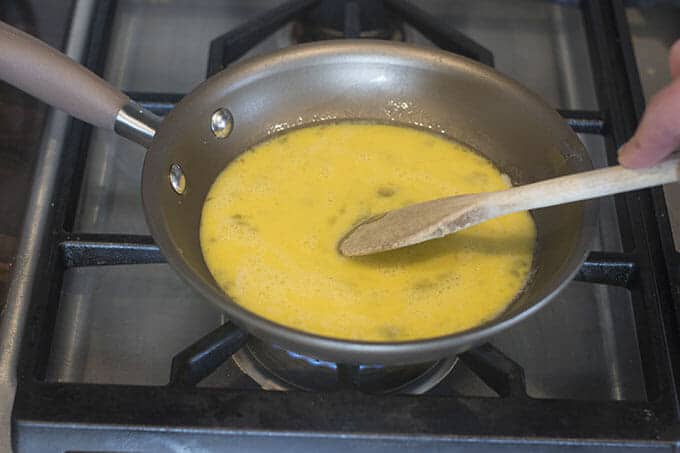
(0, 22), (596, 365)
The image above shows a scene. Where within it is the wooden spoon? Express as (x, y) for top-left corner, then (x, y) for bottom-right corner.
(338, 154), (680, 257)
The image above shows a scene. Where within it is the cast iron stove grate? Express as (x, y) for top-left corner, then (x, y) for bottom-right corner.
(11, 0), (680, 451)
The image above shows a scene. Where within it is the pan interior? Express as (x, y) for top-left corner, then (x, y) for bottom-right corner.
(142, 42), (594, 360)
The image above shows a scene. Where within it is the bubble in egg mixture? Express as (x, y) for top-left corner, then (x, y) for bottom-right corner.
(200, 122), (537, 342)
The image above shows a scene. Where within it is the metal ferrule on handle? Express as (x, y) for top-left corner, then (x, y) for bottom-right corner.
(114, 101), (162, 148)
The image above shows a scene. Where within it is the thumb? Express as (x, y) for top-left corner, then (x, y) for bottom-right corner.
(671, 39), (680, 80)
(619, 39), (680, 169)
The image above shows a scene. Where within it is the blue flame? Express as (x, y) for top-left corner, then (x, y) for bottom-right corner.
(272, 344), (386, 371)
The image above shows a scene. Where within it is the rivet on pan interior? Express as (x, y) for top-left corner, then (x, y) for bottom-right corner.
(211, 108), (234, 138)
(169, 163), (187, 195)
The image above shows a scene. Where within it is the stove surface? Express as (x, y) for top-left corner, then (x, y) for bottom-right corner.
(4, 1), (680, 452)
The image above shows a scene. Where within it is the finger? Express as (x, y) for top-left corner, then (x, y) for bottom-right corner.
(618, 78), (680, 168)
(671, 39), (680, 80)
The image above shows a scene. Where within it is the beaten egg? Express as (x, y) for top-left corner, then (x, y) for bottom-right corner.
(200, 123), (536, 342)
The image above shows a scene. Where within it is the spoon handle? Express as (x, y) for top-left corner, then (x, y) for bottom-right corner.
(488, 154), (680, 214)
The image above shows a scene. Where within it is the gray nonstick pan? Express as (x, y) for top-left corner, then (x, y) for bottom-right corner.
(0, 21), (596, 365)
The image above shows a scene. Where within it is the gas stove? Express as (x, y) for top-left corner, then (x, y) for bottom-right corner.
(2, 0), (680, 451)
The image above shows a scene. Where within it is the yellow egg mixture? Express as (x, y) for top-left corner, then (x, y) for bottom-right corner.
(200, 123), (536, 342)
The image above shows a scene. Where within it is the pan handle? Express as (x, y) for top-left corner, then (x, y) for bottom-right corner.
(0, 21), (160, 147)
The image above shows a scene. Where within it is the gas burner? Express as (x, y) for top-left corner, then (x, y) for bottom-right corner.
(233, 337), (457, 394)
(292, 0), (403, 42)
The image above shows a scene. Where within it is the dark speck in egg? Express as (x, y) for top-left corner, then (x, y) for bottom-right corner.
(377, 186), (396, 197)
(413, 279), (436, 291)
(377, 325), (401, 340)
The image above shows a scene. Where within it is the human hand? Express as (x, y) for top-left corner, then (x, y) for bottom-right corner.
(618, 39), (680, 168)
